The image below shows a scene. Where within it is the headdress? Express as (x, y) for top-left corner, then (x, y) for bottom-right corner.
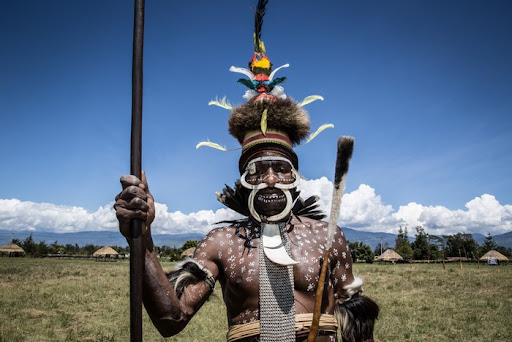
(196, 0), (331, 223)
(197, 1), (333, 172)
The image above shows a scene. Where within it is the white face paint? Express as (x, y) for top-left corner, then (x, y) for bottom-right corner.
(241, 156), (300, 265)
(240, 156), (300, 223)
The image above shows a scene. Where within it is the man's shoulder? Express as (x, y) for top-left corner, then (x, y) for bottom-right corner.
(204, 220), (251, 239)
(292, 215), (328, 228)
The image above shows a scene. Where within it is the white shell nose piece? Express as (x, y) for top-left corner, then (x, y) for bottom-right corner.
(262, 223), (298, 266)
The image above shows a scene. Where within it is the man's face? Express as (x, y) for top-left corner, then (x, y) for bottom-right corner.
(243, 152), (297, 219)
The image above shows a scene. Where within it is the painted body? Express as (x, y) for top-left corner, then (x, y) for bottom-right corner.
(114, 153), (372, 341)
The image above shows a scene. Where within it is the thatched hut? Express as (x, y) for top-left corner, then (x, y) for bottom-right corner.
(0, 243), (25, 257)
(181, 247), (196, 259)
(376, 249), (403, 262)
(480, 250), (509, 264)
(93, 246), (119, 259)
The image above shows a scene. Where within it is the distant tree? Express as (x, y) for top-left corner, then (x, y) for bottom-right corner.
(22, 234), (36, 256)
(412, 226), (430, 260)
(348, 241), (375, 263)
(480, 233), (498, 255)
(48, 240), (63, 254)
(64, 244), (79, 254)
(35, 241), (48, 257)
(427, 235), (444, 260)
(180, 240), (199, 252)
(11, 238), (21, 245)
(445, 233), (478, 258)
(111, 245), (129, 255)
(373, 242), (390, 256)
(495, 246), (512, 257)
(395, 227), (413, 259)
(83, 244), (97, 256)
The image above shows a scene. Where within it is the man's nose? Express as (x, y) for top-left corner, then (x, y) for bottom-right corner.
(262, 168), (279, 187)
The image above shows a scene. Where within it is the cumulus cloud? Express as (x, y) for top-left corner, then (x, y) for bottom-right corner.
(1, 179), (511, 236)
(298, 179), (512, 235)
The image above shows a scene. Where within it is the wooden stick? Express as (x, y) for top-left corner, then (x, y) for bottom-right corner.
(307, 137), (354, 342)
(130, 1), (145, 341)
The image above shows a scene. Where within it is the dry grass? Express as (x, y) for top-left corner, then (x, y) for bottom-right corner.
(0, 258), (510, 341)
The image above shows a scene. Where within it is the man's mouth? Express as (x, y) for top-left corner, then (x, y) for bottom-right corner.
(256, 192), (286, 204)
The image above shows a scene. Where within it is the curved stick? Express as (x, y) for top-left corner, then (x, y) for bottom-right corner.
(307, 136), (354, 342)
(130, 0), (145, 341)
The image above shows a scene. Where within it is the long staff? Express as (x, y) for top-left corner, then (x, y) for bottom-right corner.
(130, 0), (145, 341)
(307, 136), (354, 342)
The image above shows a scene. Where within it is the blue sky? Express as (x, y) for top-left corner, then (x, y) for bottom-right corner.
(1, 0), (511, 236)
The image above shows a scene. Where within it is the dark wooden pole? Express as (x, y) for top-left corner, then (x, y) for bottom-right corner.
(130, 0), (145, 341)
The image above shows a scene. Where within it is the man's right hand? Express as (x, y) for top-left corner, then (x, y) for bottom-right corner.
(114, 171), (155, 239)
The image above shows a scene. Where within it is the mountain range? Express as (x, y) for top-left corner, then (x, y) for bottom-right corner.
(1, 228), (511, 250)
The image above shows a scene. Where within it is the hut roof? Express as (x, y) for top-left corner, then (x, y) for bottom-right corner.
(181, 247), (196, 258)
(480, 250), (509, 261)
(376, 249), (402, 261)
(0, 243), (25, 254)
(93, 246), (119, 257)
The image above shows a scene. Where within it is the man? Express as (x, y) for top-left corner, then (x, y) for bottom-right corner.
(114, 2), (378, 340)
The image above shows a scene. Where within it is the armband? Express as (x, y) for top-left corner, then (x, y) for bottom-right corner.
(167, 258), (216, 298)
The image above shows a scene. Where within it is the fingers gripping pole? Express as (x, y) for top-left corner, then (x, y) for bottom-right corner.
(130, 0), (145, 341)
(307, 137), (355, 342)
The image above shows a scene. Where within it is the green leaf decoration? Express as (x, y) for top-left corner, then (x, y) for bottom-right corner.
(305, 123), (334, 143)
(196, 141), (228, 151)
(297, 95), (324, 107)
(237, 78), (256, 89)
(260, 108), (268, 135)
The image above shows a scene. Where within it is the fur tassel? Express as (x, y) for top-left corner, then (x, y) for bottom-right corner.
(166, 259), (215, 298)
(335, 295), (379, 342)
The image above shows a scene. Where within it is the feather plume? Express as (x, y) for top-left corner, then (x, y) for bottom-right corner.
(297, 95), (324, 107)
(254, 0), (269, 52)
(268, 63), (290, 81)
(238, 78), (256, 89)
(260, 108), (268, 135)
(217, 181), (251, 217)
(208, 96), (234, 111)
(196, 141), (228, 151)
(292, 194), (326, 220)
(229, 66), (255, 80)
(305, 124), (334, 143)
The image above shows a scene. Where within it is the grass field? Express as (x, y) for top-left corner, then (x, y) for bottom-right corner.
(0, 258), (511, 342)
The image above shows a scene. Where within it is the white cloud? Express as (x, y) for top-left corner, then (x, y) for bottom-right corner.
(1, 180), (511, 236)
(297, 178), (512, 236)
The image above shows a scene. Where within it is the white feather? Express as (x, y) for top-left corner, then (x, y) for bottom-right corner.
(243, 89), (258, 100)
(208, 96), (233, 111)
(229, 66), (255, 80)
(270, 85), (287, 99)
(268, 63), (290, 81)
